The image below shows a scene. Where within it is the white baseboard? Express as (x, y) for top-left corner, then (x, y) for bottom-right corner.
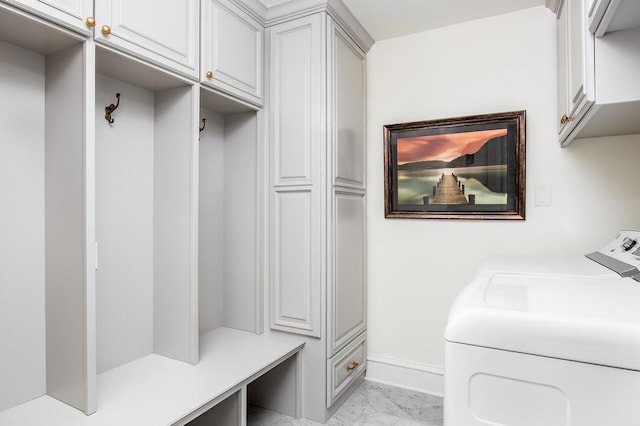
(365, 353), (444, 397)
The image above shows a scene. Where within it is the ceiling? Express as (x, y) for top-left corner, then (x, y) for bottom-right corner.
(259, 0), (547, 41)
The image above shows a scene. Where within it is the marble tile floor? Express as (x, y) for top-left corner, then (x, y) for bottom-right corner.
(247, 380), (444, 426)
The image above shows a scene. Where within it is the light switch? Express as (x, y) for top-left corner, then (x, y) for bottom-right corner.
(535, 184), (551, 206)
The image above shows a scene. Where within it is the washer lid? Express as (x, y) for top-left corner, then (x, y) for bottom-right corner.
(475, 254), (618, 278)
(445, 273), (640, 371)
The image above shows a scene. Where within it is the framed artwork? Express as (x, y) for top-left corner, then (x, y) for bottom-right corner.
(383, 110), (526, 220)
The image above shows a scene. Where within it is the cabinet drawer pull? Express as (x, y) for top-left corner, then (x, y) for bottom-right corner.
(206, 70), (213, 79)
(346, 361), (360, 372)
(86, 17), (96, 28)
(101, 25), (112, 36)
(560, 114), (573, 125)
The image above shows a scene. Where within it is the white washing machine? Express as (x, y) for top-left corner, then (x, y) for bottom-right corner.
(445, 230), (640, 426)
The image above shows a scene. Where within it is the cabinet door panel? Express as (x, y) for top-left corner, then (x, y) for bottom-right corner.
(271, 190), (321, 337)
(567, 0), (594, 118)
(568, 0), (587, 113)
(269, 14), (324, 338)
(557, 1), (569, 134)
(331, 25), (365, 189)
(558, 0), (595, 143)
(201, 0), (263, 105)
(270, 15), (323, 186)
(95, 0), (198, 78)
(328, 191), (366, 355)
(5, 0), (93, 34)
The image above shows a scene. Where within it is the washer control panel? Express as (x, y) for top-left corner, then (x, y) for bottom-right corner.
(586, 230), (640, 280)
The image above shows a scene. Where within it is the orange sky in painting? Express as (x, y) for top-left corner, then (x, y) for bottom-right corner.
(397, 129), (508, 164)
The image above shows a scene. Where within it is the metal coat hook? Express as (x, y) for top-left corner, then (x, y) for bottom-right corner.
(105, 93), (121, 124)
(199, 118), (206, 132)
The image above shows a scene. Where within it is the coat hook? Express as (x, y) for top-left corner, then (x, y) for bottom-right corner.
(199, 118), (206, 132)
(105, 93), (121, 124)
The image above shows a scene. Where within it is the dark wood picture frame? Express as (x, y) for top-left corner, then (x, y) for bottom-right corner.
(383, 110), (526, 220)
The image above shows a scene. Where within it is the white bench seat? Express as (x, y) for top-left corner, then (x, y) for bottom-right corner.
(0, 328), (305, 426)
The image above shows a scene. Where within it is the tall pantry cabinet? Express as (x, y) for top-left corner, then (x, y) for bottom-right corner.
(268, 4), (372, 422)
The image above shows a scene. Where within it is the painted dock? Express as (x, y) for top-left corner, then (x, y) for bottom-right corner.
(432, 174), (469, 205)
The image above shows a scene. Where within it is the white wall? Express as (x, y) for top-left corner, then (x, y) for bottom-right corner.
(96, 74), (155, 373)
(366, 5), (640, 380)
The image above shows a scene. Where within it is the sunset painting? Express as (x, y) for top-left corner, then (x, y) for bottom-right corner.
(383, 111), (526, 220)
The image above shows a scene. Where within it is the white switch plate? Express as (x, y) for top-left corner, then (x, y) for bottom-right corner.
(535, 184), (551, 206)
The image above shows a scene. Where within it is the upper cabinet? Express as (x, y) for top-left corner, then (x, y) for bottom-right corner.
(94, 0), (199, 79)
(550, 0), (640, 145)
(588, 0), (640, 36)
(6, 0), (266, 102)
(555, 0), (595, 142)
(201, 0), (263, 106)
(3, 0), (94, 34)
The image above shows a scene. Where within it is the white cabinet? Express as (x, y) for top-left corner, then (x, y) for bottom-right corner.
(4, 0), (201, 79)
(0, 0), (375, 423)
(269, 9), (370, 423)
(270, 13), (324, 339)
(3, 0), (94, 34)
(327, 23), (367, 356)
(588, 0), (640, 36)
(201, 0), (263, 106)
(269, 12), (367, 349)
(94, 0), (199, 79)
(551, 0), (640, 145)
(556, 0), (595, 142)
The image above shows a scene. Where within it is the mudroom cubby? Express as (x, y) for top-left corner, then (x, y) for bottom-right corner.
(186, 390), (242, 425)
(198, 86), (264, 339)
(0, 4), (93, 415)
(94, 44), (200, 380)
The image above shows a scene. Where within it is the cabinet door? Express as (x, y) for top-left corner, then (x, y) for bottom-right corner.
(4, 0), (94, 34)
(94, 0), (199, 79)
(557, 0), (570, 135)
(558, 0), (595, 142)
(270, 14), (324, 338)
(328, 191), (366, 355)
(568, 0), (594, 116)
(201, 0), (263, 106)
(587, 0), (608, 33)
(327, 22), (367, 355)
(330, 23), (366, 190)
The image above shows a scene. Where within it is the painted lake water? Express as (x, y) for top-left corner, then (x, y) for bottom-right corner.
(398, 165), (507, 205)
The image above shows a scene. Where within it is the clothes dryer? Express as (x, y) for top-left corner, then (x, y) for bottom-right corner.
(445, 230), (640, 426)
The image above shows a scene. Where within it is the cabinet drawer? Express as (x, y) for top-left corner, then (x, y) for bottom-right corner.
(326, 332), (366, 407)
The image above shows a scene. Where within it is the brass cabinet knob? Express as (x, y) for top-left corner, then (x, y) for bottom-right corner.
(86, 17), (96, 27)
(346, 361), (360, 372)
(101, 25), (112, 35)
(206, 70), (213, 79)
(560, 114), (572, 125)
